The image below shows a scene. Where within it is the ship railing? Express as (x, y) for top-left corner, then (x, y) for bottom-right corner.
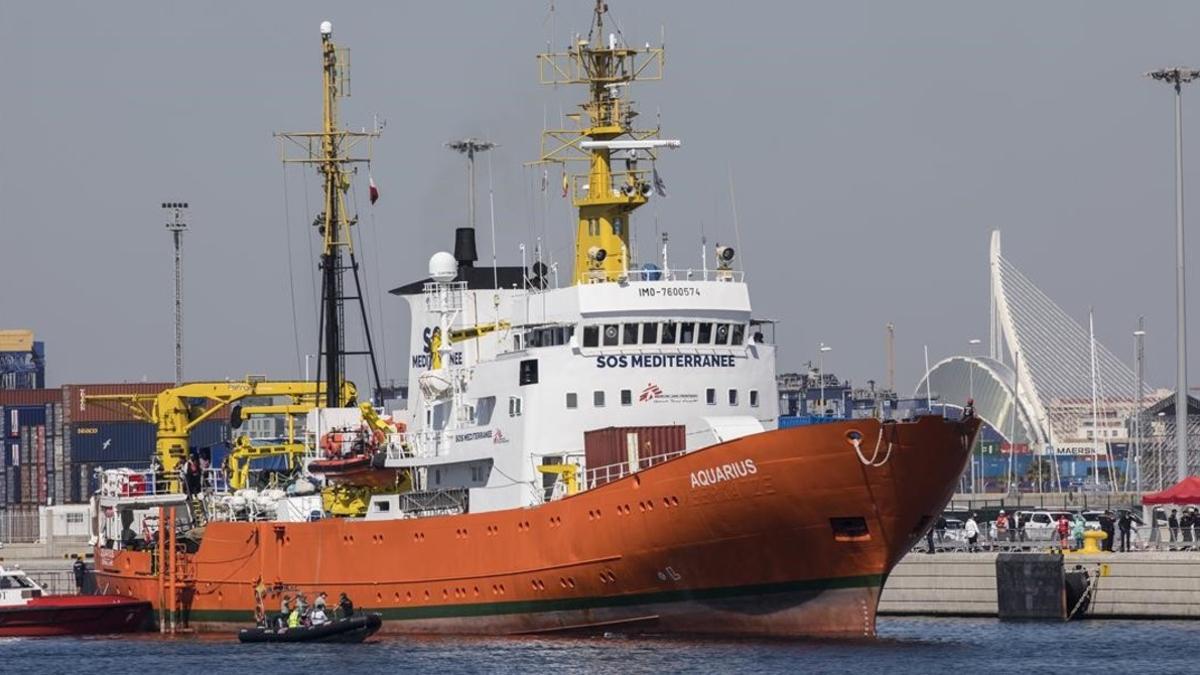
(569, 170), (653, 202)
(97, 467), (168, 499)
(616, 267), (744, 283)
(202, 468), (230, 495)
(385, 432), (439, 461)
(399, 488), (468, 517)
(582, 449), (689, 491)
(423, 281), (467, 312)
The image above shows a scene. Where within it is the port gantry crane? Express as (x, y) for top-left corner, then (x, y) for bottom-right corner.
(84, 377), (357, 490)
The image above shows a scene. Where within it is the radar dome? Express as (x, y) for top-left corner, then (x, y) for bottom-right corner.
(429, 251), (458, 282)
(320, 21), (332, 35)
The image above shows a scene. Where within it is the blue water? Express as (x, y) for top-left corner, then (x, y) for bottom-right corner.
(6, 617), (1198, 674)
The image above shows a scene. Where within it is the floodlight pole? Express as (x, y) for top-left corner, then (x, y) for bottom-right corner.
(1134, 321), (1146, 493)
(1147, 67), (1197, 483)
(163, 202), (189, 386)
(446, 138), (496, 231)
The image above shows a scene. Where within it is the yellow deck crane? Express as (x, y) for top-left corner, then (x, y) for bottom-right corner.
(85, 377), (357, 491)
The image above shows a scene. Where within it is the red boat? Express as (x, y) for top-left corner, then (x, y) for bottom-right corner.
(0, 565), (150, 637)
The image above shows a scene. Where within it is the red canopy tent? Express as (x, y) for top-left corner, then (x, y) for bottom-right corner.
(1142, 476), (1200, 504)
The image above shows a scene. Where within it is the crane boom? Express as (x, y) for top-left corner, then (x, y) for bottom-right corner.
(85, 377), (357, 476)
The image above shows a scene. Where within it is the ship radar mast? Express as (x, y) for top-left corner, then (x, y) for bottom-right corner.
(535, 0), (678, 285)
(277, 21), (383, 406)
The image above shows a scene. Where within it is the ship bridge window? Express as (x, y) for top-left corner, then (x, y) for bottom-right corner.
(714, 324), (730, 345)
(623, 323), (639, 345)
(594, 391), (606, 407)
(728, 389), (739, 406)
(603, 324), (620, 347)
(509, 396), (523, 417)
(642, 322), (659, 344)
(621, 389), (632, 406)
(678, 322), (696, 344)
(519, 359), (539, 386)
(697, 322), (713, 344)
(661, 322), (677, 345)
(583, 325), (600, 348)
(566, 392), (578, 409)
(750, 390), (760, 408)
(706, 388), (716, 405)
(731, 324), (746, 346)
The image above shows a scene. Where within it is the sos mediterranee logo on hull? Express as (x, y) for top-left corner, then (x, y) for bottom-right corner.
(595, 354), (736, 369)
(411, 326), (463, 368)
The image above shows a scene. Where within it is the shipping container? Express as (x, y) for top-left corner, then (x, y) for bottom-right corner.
(0, 388), (64, 407)
(19, 464), (32, 503)
(4, 404), (47, 440)
(68, 419), (229, 464)
(72, 463), (88, 503)
(34, 426), (45, 466)
(584, 425), (686, 483)
(45, 402), (63, 438)
(5, 466), (18, 504)
(64, 382), (230, 423)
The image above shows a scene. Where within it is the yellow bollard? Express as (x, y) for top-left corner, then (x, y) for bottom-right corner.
(1078, 530), (1106, 554)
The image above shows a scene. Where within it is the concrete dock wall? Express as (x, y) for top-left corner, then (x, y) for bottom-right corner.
(878, 551), (1200, 619)
(879, 553), (998, 616)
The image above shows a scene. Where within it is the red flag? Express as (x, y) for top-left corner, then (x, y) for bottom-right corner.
(369, 174), (380, 205)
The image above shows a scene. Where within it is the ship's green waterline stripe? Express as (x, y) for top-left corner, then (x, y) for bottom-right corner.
(160, 574), (882, 624)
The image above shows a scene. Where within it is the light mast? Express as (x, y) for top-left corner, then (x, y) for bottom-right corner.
(277, 21), (382, 406)
(536, 0), (677, 284)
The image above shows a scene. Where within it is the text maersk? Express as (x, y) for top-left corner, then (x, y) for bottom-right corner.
(595, 354), (737, 369)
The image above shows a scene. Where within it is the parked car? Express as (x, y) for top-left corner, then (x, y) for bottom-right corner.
(1081, 509), (1143, 531)
(1013, 510), (1073, 540)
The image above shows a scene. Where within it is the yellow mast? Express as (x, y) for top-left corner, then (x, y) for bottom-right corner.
(536, 1), (672, 284)
(276, 21), (382, 405)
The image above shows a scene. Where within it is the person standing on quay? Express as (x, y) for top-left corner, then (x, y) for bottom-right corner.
(965, 513), (980, 552)
(1117, 510), (1134, 552)
(1099, 511), (1115, 552)
(995, 511), (1009, 545)
(1181, 509), (1194, 549)
(1169, 509), (1180, 546)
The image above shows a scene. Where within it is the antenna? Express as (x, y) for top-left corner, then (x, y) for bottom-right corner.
(885, 322), (895, 392)
(162, 202), (189, 386)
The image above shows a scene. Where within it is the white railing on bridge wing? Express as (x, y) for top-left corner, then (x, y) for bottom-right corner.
(582, 449), (689, 491)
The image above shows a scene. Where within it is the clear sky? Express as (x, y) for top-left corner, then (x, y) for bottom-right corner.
(2, 1), (1198, 395)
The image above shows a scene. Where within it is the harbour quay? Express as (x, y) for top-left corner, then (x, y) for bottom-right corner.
(880, 550), (1200, 619)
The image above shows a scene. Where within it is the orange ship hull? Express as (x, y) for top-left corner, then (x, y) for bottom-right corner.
(95, 415), (976, 638)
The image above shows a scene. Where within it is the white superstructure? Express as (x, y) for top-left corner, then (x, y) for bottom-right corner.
(386, 260), (778, 514)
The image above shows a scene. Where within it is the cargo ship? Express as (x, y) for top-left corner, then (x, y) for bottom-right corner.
(91, 4), (978, 638)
